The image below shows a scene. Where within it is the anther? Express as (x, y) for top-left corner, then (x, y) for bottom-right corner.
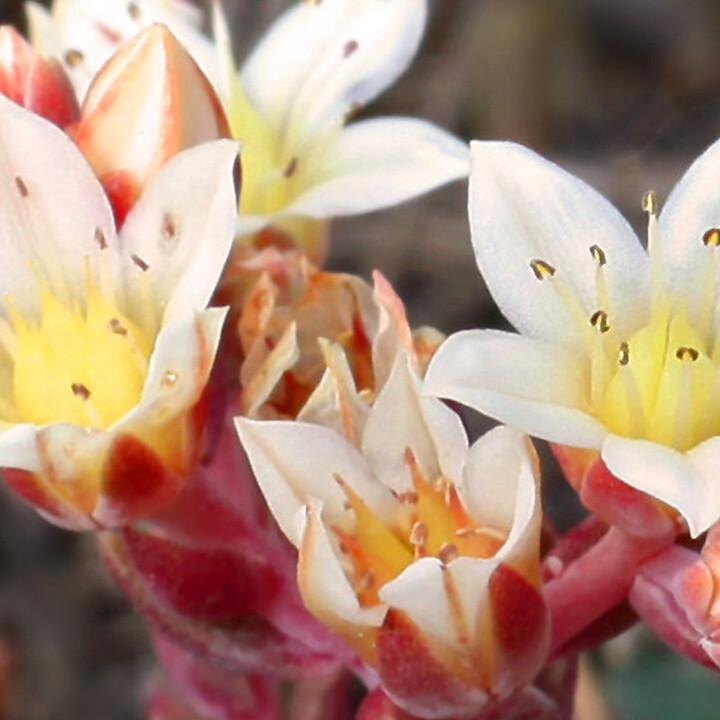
(71, 382), (91, 401)
(64, 49), (84, 67)
(409, 521), (428, 547)
(94, 227), (108, 249)
(396, 490), (419, 505)
(283, 157), (299, 178)
(618, 342), (630, 366)
(530, 259), (556, 280)
(343, 40), (359, 58)
(590, 310), (610, 333)
(161, 370), (179, 388)
(127, 2), (141, 19)
(703, 228), (720, 247)
(131, 254), (149, 271)
(676, 346), (700, 362)
(438, 542), (459, 564)
(589, 245), (607, 266)
(14, 176), (28, 197)
(642, 190), (658, 216)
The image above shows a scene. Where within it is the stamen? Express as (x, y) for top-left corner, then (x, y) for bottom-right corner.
(438, 542), (459, 564)
(641, 191), (658, 217)
(589, 245), (607, 266)
(675, 346), (700, 362)
(617, 342), (646, 435)
(71, 382), (91, 401)
(703, 228), (720, 247)
(14, 177), (28, 198)
(643, 190), (664, 304)
(131, 254), (149, 272)
(396, 490), (419, 505)
(94, 227), (108, 250)
(590, 310), (610, 333)
(590, 245), (610, 312)
(409, 521), (428, 558)
(700, 229), (720, 346)
(343, 40), (359, 58)
(530, 258), (556, 280)
(127, 2), (141, 19)
(283, 157), (299, 178)
(64, 49), (84, 67)
(107, 318), (127, 336)
(618, 342), (630, 366)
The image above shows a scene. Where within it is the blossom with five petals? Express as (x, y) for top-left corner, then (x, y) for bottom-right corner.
(425, 139), (720, 538)
(0, 94), (238, 530)
(237, 352), (548, 718)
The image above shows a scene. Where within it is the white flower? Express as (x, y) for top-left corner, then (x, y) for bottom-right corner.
(425, 139), (720, 537)
(211, 0), (469, 252)
(26, 0), (218, 101)
(0, 94), (238, 529)
(236, 353), (548, 717)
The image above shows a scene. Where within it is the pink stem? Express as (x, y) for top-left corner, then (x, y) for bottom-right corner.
(544, 526), (672, 653)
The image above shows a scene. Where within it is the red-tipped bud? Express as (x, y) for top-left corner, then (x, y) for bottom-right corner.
(74, 24), (229, 224)
(0, 26), (78, 127)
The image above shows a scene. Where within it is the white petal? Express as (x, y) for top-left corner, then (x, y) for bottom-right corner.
(127, 307), (227, 425)
(602, 435), (720, 537)
(26, 3), (58, 56)
(0, 95), (117, 318)
(362, 353), (467, 493)
(242, 0), (427, 144)
(658, 137), (720, 312)
(461, 426), (532, 535)
(45, 0), (219, 100)
(424, 330), (608, 449)
(0, 423), (43, 473)
(282, 118), (469, 219)
(469, 141), (650, 348)
(119, 140), (239, 332)
(236, 417), (395, 544)
(299, 500), (387, 630)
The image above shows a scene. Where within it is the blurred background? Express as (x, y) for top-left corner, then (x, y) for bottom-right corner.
(0, 0), (720, 717)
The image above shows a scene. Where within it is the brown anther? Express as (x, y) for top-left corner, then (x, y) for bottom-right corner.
(618, 342), (630, 366)
(530, 258), (556, 280)
(107, 318), (128, 336)
(409, 521), (428, 547)
(439, 542), (460, 564)
(589, 244), (607, 266)
(676, 346), (700, 362)
(283, 157), (299, 178)
(71, 382), (91, 401)
(127, 2), (141, 19)
(590, 310), (610, 333)
(343, 40), (359, 58)
(642, 190), (658, 216)
(161, 370), (179, 388)
(14, 176), (28, 197)
(94, 227), (108, 249)
(131, 254), (149, 271)
(703, 228), (720, 247)
(64, 49), (84, 67)
(396, 491), (419, 505)
(162, 212), (177, 241)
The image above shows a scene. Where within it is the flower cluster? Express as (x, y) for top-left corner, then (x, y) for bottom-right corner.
(0, 0), (718, 718)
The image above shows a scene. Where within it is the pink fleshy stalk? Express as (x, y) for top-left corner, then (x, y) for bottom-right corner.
(149, 632), (281, 720)
(544, 525), (673, 654)
(629, 542), (720, 669)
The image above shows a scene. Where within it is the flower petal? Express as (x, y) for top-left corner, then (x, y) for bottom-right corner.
(119, 139), (239, 332)
(424, 329), (608, 449)
(241, 0), (427, 143)
(658, 136), (720, 314)
(602, 434), (720, 537)
(0, 93), (117, 317)
(362, 353), (467, 493)
(298, 500), (387, 636)
(235, 417), (395, 544)
(469, 141), (650, 347)
(281, 118), (469, 219)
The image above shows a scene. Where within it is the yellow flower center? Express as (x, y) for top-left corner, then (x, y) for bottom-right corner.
(8, 279), (151, 428)
(333, 449), (504, 608)
(532, 193), (720, 451)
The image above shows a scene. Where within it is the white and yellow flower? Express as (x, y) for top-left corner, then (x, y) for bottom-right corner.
(425, 139), (720, 538)
(213, 0), (469, 260)
(237, 352), (548, 718)
(0, 93), (238, 530)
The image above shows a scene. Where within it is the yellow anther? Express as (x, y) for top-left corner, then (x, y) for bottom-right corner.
(590, 245), (607, 266)
(642, 190), (658, 216)
(676, 346), (700, 362)
(530, 259), (556, 280)
(590, 310), (610, 333)
(618, 342), (630, 366)
(703, 228), (720, 247)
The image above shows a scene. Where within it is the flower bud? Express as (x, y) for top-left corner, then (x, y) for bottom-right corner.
(74, 24), (229, 224)
(0, 26), (78, 127)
